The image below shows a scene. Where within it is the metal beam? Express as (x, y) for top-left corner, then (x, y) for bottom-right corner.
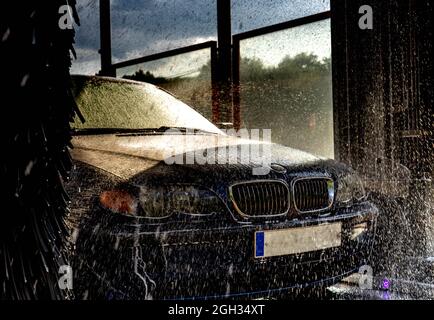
(216, 0), (232, 124)
(217, 0), (232, 83)
(99, 0), (114, 76)
(111, 41), (217, 69)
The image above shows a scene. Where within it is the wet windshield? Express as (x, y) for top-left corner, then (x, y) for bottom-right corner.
(71, 75), (222, 135)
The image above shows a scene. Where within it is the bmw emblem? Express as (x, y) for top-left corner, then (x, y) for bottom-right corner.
(270, 163), (287, 174)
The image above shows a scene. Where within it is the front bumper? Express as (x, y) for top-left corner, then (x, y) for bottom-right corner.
(73, 202), (378, 300)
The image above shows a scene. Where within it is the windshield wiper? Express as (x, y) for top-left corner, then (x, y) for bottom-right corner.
(71, 128), (144, 135)
(72, 127), (219, 136)
(116, 126), (220, 136)
(153, 126), (218, 134)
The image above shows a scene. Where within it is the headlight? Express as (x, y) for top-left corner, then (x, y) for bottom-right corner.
(100, 184), (223, 219)
(335, 172), (366, 206)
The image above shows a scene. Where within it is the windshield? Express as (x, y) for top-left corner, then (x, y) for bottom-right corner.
(71, 75), (222, 135)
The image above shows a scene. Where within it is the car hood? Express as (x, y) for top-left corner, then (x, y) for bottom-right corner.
(70, 133), (330, 179)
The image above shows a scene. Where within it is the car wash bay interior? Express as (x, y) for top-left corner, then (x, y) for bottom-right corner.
(332, 0), (433, 288)
(97, 0), (433, 294)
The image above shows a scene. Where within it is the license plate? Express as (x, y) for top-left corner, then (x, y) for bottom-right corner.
(254, 223), (342, 258)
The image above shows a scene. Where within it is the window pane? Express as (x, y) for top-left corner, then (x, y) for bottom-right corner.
(238, 19), (333, 158)
(232, 0), (330, 33)
(71, 0), (100, 75)
(116, 48), (213, 120)
(111, 0), (217, 63)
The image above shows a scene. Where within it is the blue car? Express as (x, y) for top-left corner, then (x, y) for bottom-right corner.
(67, 75), (378, 300)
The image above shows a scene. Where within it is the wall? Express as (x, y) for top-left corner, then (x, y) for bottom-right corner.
(331, 0), (434, 277)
